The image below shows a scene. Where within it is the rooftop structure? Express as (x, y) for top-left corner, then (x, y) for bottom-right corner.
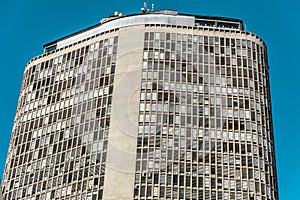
(43, 10), (244, 53)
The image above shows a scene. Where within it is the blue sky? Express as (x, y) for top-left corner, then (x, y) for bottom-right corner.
(0, 0), (299, 199)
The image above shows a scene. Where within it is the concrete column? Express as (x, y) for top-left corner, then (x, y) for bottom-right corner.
(103, 26), (144, 199)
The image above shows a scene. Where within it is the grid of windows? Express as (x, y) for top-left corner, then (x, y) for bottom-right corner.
(133, 31), (278, 200)
(2, 36), (118, 200)
(1, 15), (279, 200)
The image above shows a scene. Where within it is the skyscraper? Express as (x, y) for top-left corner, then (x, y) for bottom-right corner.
(1, 9), (279, 200)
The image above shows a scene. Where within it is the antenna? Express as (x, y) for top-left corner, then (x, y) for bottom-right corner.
(141, 1), (150, 13)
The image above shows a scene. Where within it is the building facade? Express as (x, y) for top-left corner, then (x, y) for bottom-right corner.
(1, 10), (278, 200)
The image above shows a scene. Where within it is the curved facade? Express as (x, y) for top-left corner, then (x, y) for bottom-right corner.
(2, 10), (278, 200)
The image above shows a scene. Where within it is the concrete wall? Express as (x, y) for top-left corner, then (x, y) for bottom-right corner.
(103, 26), (144, 199)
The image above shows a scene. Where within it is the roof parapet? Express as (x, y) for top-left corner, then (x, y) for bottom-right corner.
(151, 10), (178, 15)
(44, 11), (244, 53)
(100, 11), (123, 24)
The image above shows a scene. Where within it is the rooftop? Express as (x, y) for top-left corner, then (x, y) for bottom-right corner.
(44, 9), (244, 53)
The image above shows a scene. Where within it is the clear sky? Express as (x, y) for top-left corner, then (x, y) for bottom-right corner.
(0, 0), (298, 199)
